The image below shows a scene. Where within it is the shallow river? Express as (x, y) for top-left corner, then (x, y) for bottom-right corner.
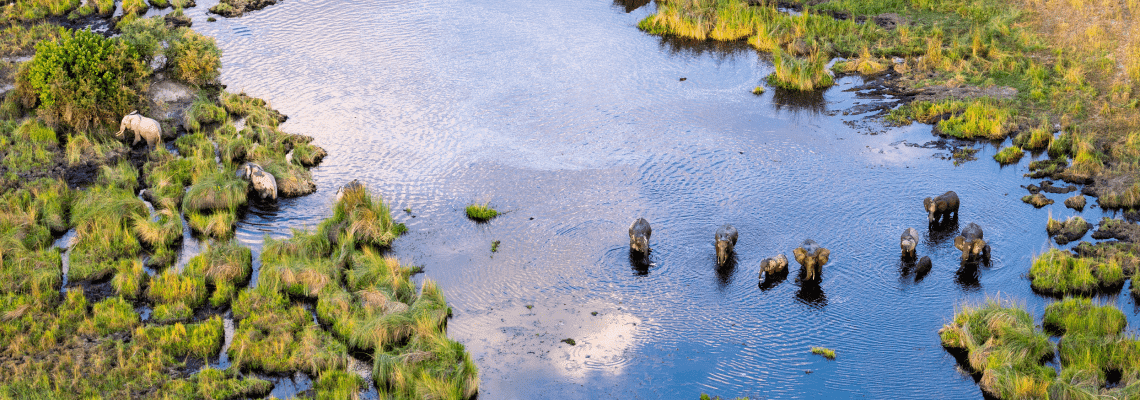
(158, 0), (1140, 398)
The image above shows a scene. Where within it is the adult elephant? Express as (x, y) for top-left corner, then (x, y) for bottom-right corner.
(237, 162), (278, 200)
(115, 111), (162, 151)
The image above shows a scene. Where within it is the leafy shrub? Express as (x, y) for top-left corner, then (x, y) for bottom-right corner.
(16, 29), (147, 130)
(167, 29), (222, 86)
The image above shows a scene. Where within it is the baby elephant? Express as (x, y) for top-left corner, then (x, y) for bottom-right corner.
(924, 191), (959, 224)
(335, 179), (365, 202)
(629, 218), (652, 256)
(793, 239), (830, 281)
(760, 254), (788, 277)
(915, 256), (933, 280)
(116, 111), (162, 151)
(236, 162), (277, 200)
(715, 224), (738, 266)
(954, 222), (990, 262)
(900, 228), (919, 259)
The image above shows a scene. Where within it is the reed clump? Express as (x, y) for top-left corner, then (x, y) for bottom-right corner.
(939, 299), (1056, 399)
(993, 146), (1024, 165)
(811, 346), (836, 360)
(1028, 249), (1124, 296)
(465, 202), (499, 223)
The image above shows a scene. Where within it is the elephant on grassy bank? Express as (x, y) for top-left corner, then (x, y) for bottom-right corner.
(924, 191), (959, 224)
(900, 227), (919, 259)
(794, 239), (830, 281)
(955, 222), (990, 262)
(237, 162), (277, 200)
(335, 179), (364, 202)
(629, 218), (651, 257)
(116, 111), (162, 150)
(715, 224), (738, 266)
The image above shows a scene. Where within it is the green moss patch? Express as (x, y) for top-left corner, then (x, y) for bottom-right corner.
(1029, 249), (1125, 296)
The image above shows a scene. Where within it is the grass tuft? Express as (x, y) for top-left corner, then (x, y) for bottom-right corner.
(465, 203), (499, 223)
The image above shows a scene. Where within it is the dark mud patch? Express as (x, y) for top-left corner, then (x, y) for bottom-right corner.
(209, 0), (280, 18)
(1092, 218), (1140, 243)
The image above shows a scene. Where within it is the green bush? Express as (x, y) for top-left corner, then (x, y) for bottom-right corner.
(16, 29), (148, 130)
(167, 29), (222, 86)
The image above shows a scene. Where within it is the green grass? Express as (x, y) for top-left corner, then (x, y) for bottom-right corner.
(767, 49), (834, 91)
(1013, 119), (1053, 150)
(186, 209), (237, 239)
(68, 185), (147, 280)
(320, 185), (407, 248)
(314, 369), (365, 399)
(84, 297), (140, 336)
(811, 346), (836, 360)
(148, 268), (208, 308)
(939, 298), (1056, 398)
(465, 203), (499, 222)
(936, 100), (1012, 140)
(167, 29), (223, 86)
(110, 259), (146, 299)
(993, 146), (1024, 165)
(1043, 298), (1126, 337)
(133, 207), (183, 248)
(182, 171), (248, 213)
(1028, 249), (1124, 296)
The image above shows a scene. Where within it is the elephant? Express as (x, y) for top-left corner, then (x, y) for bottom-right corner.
(715, 224), (738, 266)
(335, 179), (365, 202)
(915, 256), (932, 280)
(760, 254), (788, 276)
(900, 227), (919, 259)
(793, 239), (830, 281)
(236, 162), (277, 200)
(954, 222), (990, 262)
(285, 149), (294, 165)
(924, 191), (959, 224)
(115, 111), (162, 151)
(629, 218), (652, 256)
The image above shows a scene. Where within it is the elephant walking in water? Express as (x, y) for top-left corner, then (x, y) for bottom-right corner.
(794, 239), (830, 281)
(116, 111), (162, 151)
(715, 224), (738, 266)
(900, 228), (919, 259)
(955, 222), (990, 263)
(629, 218), (652, 257)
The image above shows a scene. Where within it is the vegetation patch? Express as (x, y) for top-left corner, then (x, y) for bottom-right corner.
(992, 146), (1023, 165)
(1021, 193), (1054, 208)
(1028, 249), (1125, 296)
(1045, 215), (1090, 245)
(939, 299), (1055, 399)
(465, 202), (499, 222)
(810, 346), (836, 360)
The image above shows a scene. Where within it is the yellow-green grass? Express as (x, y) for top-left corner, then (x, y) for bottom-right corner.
(82, 296), (139, 336)
(186, 210), (237, 240)
(132, 207), (183, 248)
(262, 160), (317, 197)
(97, 161), (140, 192)
(1013, 120), (1053, 150)
(833, 47), (889, 75)
(314, 369), (365, 399)
(184, 93), (227, 133)
(64, 131), (122, 167)
(810, 346), (836, 360)
(111, 259), (146, 299)
(0, 119), (59, 175)
(184, 239), (252, 285)
(374, 326), (479, 399)
(134, 316), (224, 359)
(3, 0), (81, 21)
(0, 245), (62, 303)
(767, 49), (833, 91)
(168, 29), (223, 86)
(160, 368), (273, 399)
(320, 184), (407, 248)
(68, 185), (147, 281)
(182, 171), (248, 213)
(290, 141), (328, 167)
(939, 299), (1056, 398)
(886, 100), (967, 126)
(1045, 215), (1090, 245)
(936, 100), (1012, 140)
(173, 131), (216, 160)
(1043, 297), (1126, 337)
(1028, 249), (1124, 296)
(148, 268), (208, 308)
(465, 202), (499, 223)
(993, 145), (1024, 165)
(121, 0), (148, 16)
(0, 24), (65, 56)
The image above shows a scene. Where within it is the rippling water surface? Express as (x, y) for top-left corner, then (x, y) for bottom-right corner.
(166, 0), (1140, 397)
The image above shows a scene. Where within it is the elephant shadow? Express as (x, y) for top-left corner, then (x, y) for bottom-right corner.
(629, 250), (652, 276)
(926, 216), (960, 246)
(715, 255), (738, 288)
(759, 268), (788, 291)
(898, 257), (932, 283)
(955, 262), (981, 291)
(795, 279), (828, 308)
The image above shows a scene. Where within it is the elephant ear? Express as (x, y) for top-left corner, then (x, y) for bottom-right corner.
(816, 248), (830, 266)
(924, 197), (934, 212)
(972, 239), (987, 255)
(954, 236), (967, 251)
(793, 247), (808, 266)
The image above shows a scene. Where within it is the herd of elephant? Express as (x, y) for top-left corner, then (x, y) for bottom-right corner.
(117, 111), (290, 201)
(628, 190), (991, 283)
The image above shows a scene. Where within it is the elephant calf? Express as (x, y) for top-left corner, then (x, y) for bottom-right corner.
(900, 227), (919, 259)
(116, 111), (163, 151)
(793, 239), (830, 281)
(715, 224), (738, 266)
(629, 218), (652, 256)
(335, 179), (365, 202)
(915, 256), (932, 278)
(760, 254), (788, 277)
(237, 162), (278, 200)
(924, 191), (959, 224)
(954, 222), (990, 262)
